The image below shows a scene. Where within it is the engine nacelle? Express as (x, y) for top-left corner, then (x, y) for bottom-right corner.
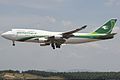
(40, 43), (50, 46)
(54, 35), (63, 39)
(38, 38), (48, 43)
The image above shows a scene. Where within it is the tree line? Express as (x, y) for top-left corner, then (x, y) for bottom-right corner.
(1, 70), (120, 79)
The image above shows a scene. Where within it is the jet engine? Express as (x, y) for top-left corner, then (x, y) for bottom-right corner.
(38, 38), (48, 43)
(54, 35), (63, 39)
(40, 43), (50, 46)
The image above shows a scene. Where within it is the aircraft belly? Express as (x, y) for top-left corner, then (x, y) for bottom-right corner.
(24, 40), (38, 43)
(23, 39), (44, 43)
(65, 38), (98, 44)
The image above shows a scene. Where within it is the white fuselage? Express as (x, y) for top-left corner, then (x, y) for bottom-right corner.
(1, 29), (102, 44)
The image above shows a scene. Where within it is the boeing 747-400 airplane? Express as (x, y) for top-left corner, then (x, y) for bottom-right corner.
(1, 19), (117, 49)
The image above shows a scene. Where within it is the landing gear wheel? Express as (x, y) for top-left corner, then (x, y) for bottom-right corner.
(55, 43), (61, 48)
(58, 45), (61, 48)
(13, 43), (15, 46)
(12, 41), (15, 46)
(51, 43), (55, 49)
(56, 45), (60, 48)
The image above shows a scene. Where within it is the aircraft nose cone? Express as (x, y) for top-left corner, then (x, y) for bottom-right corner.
(1, 33), (6, 37)
(1, 31), (13, 39)
(1, 31), (16, 40)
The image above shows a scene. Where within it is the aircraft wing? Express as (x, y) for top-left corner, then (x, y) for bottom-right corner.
(62, 25), (87, 38)
(46, 25), (87, 49)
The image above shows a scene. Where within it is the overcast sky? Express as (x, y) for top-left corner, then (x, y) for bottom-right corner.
(0, 0), (120, 72)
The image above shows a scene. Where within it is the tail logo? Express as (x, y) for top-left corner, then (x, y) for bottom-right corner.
(102, 26), (108, 30)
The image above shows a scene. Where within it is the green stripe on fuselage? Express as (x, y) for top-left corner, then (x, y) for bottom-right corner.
(16, 36), (45, 41)
(73, 35), (98, 39)
(73, 34), (103, 39)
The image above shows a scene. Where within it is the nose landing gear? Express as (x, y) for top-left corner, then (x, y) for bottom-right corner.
(12, 41), (15, 46)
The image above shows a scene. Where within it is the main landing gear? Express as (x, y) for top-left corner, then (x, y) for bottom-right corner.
(55, 43), (61, 48)
(51, 43), (61, 49)
(51, 43), (55, 49)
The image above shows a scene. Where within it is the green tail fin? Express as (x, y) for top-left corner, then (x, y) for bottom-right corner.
(93, 19), (117, 34)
